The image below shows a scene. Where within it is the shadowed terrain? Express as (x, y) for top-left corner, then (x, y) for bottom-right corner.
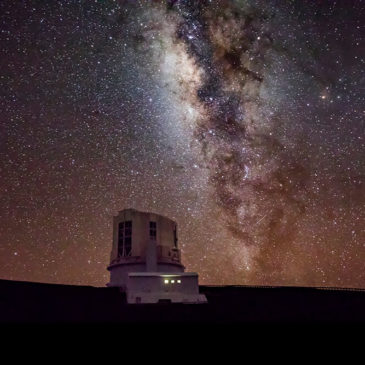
(1, 279), (364, 324)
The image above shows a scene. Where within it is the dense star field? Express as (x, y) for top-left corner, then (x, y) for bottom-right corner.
(0, 0), (364, 288)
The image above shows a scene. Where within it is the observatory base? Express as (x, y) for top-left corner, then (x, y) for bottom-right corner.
(125, 272), (207, 304)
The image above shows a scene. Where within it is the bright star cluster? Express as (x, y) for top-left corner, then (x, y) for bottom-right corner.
(0, 0), (364, 288)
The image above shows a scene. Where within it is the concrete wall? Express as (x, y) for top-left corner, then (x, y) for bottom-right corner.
(108, 262), (184, 288)
(110, 209), (180, 264)
(108, 263), (145, 288)
(108, 209), (186, 289)
(126, 273), (207, 304)
(157, 263), (184, 273)
(128, 275), (199, 295)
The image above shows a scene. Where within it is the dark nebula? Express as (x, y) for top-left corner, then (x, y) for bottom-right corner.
(0, 0), (364, 287)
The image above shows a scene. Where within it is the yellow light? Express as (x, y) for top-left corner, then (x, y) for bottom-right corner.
(177, 280), (181, 284)
(171, 280), (175, 283)
(164, 279), (169, 284)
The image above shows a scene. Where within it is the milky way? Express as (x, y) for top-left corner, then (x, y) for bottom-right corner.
(0, 0), (364, 287)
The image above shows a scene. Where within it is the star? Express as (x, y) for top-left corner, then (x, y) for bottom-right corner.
(0, 0), (363, 288)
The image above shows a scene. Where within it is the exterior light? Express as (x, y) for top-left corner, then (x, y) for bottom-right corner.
(171, 280), (175, 283)
(177, 280), (181, 283)
(164, 279), (169, 284)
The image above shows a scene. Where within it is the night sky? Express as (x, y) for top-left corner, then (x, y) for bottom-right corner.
(1, 0), (364, 288)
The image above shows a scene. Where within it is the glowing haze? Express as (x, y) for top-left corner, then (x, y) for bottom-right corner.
(0, 0), (364, 287)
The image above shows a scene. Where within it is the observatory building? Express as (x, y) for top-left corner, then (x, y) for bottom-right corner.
(107, 208), (207, 304)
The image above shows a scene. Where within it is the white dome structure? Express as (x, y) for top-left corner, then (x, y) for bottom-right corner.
(107, 208), (207, 304)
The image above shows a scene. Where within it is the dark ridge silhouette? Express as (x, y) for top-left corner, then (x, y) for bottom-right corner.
(1, 279), (364, 324)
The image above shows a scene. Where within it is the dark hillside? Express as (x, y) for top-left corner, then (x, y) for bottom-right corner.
(1, 279), (364, 324)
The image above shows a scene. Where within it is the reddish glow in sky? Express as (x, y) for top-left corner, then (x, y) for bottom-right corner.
(0, 0), (364, 287)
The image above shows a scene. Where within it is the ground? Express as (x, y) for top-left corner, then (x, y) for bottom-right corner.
(1, 279), (364, 324)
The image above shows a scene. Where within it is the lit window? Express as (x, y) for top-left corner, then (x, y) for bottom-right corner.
(164, 279), (169, 284)
(177, 280), (181, 283)
(171, 280), (175, 283)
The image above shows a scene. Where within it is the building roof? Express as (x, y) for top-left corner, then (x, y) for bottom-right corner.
(116, 208), (176, 224)
(128, 272), (198, 277)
